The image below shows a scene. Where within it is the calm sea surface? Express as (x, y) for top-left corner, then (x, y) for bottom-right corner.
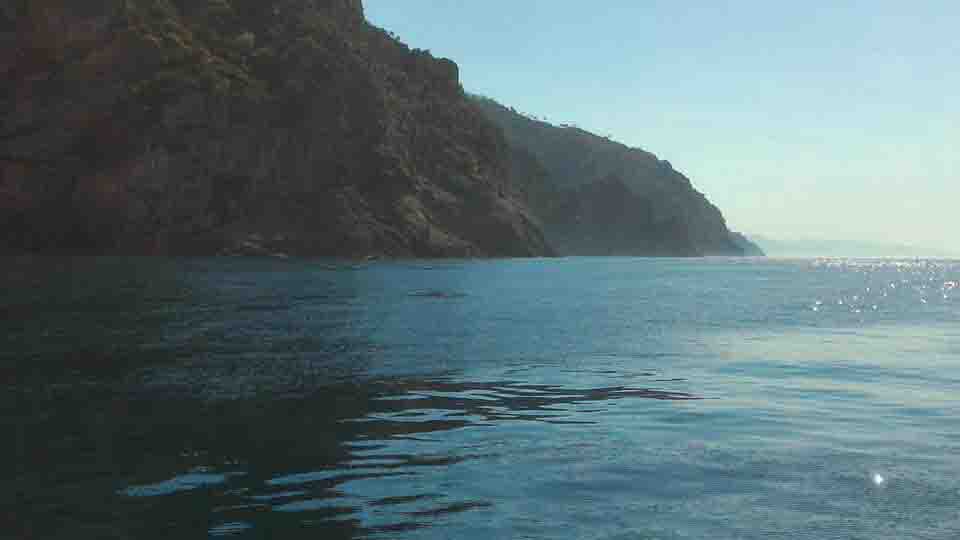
(3, 257), (959, 539)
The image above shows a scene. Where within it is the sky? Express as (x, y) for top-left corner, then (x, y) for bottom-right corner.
(365, 1), (959, 254)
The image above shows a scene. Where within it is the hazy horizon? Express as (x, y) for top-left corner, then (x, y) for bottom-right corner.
(366, 1), (959, 256)
(750, 234), (958, 258)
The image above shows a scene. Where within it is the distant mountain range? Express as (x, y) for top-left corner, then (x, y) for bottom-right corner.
(749, 236), (955, 258)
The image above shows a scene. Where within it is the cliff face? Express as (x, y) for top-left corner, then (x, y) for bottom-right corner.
(473, 97), (749, 257)
(546, 175), (700, 256)
(0, 1), (551, 257)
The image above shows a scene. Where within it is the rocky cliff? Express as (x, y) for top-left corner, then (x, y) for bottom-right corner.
(2, 1), (757, 259)
(473, 97), (753, 257)
(0, 0), (551, 257)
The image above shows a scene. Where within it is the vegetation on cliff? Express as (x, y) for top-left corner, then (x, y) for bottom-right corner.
(473, 96), (756, 256)
(2, 1), (754, 257)
(1, 0), (550, 256)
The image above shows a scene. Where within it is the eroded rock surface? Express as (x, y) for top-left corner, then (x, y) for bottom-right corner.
(1, 1), (551, 257)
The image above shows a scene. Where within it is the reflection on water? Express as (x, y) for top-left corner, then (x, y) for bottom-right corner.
(6, 373), (698, 539)
(3, 257), (960, 539)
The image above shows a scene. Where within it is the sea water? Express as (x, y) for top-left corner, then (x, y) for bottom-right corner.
(3, 257), (959, 539)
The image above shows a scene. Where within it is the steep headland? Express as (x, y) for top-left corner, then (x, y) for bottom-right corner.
(473, 97), (757, 257)
(2, 1), (755, 258)
(1, 0), (550, 257)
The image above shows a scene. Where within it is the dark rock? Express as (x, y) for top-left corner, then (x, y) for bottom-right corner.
(0, 0), (551, 258)
(2, 0), (749, 260)
(473, 96), (748, 256)
(547, 174), (702, 256)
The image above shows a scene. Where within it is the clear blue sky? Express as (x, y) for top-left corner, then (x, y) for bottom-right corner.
(365, 1), (959, 254)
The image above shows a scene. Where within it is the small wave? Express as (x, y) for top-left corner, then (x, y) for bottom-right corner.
(410, 290), (468, 299)
(208, 522), (253, 537)
(121, 471), (245, 497)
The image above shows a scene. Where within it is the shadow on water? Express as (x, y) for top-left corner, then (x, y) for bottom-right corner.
(1, 257), (699, 539)
(4, 377), (697, 539)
